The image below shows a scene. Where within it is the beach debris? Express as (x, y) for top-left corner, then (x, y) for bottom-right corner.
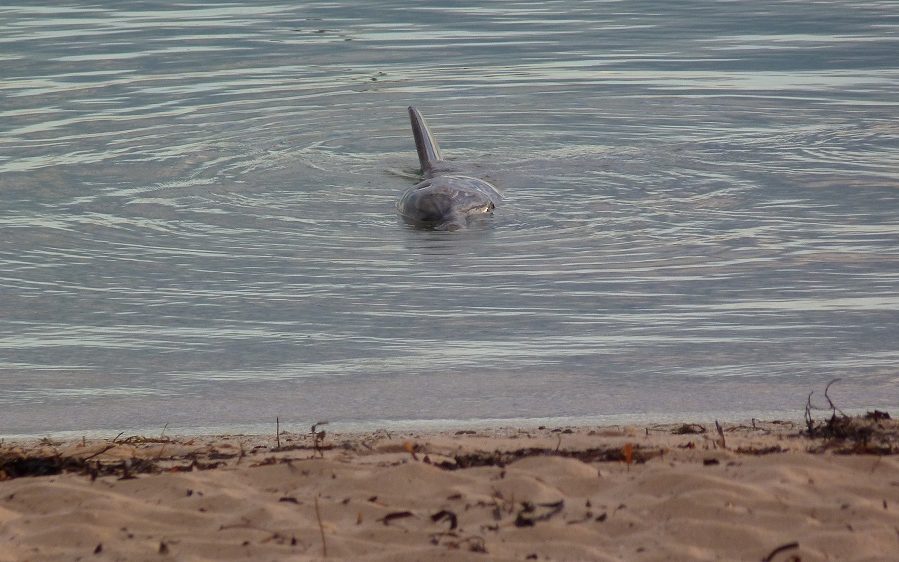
(803, 380), (897, 454)
(437, 444), (660, 471)
(805, 379), (842, 433)
(715, 420), (727, 449)
(379, 511), (415, 526)
(0, 456), (71, 479)
(761, 540), (799, 562)
(430, 509), (458, 530)
(403, 440), (420, 460)
(866, 410), (891, 421)
(2, 400), (896, 485)
(314, 495), (327, 557)
(119, 460), (137, 480)
(0, 452), (165, 481)
(311, 422), (328, 457)
(514, 500), (565, 527)
(429, 532), (487, 553)
(119, 434), (171, 445)
(672, 423), (707, 435)
(735, 445), (787, 456)
(462, 536), (488, 553)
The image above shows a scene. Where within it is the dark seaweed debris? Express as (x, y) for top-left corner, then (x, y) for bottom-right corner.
(671, 424), (707, 435)
(0, 451), (227, 480)
(0, 455), (85, 479)
(514, 500), (565, 527)
(437, 445), (658, 470)
(809, 414), (898, 455)
(804, 381), (897, 455)
(734, 445), (787, 456)
(0, 454), (163, 480)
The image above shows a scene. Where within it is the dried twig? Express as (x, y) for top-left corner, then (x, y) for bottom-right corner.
(761, 541), (799, 562)
(81, 444), (118, 461)
(237, 441), (246, 465)
(311, 422), (328, 458)
(824, 378), (846, 417)
(715, 420), (726, 449)
(514, 500), (565, 527)
(805, 391), (815, 433)
(431, 510), (458, 530)
(314, 495), (327, 557)
(379, 511), (415, 525)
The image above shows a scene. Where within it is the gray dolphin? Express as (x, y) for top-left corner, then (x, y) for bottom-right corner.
(397, 106), (502, 231)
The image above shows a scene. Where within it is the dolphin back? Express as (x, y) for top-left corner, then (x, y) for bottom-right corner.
(408, 106), (443, 174)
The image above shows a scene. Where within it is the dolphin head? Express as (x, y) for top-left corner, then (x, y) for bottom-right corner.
(397, 185), (463, 229)
(397, 178), (497, 231)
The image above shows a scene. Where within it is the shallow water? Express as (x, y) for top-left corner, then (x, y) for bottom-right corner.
(2, 1), (898, 436)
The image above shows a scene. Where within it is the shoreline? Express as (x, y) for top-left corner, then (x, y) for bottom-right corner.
(4, 404), (891, 441)
(2, 414), (897, 561)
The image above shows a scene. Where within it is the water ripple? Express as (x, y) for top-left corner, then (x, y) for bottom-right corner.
(1, 0), (898, 434)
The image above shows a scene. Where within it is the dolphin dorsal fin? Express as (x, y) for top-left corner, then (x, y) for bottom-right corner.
(408, 106), (444, 174)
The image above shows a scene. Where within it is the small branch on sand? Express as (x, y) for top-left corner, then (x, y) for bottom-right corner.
(805, 391), (815, 433)
(82, 444), (118, 461)
(823, 378), (846, 418)
(312, 422), (328, 458)
(761, 541), (799, 562)
(430, 510), (458, 530)
(379, 511), (416, 526)
(715, 420), (726, 449)
(314, 495), (327, 557)
(155, 423), (171, 460)
(237, 441), (246, 465)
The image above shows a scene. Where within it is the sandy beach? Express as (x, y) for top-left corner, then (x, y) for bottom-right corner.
(2, 415), (897, 562)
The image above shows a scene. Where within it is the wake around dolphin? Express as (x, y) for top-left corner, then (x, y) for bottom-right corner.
(397, 106), (502, 231)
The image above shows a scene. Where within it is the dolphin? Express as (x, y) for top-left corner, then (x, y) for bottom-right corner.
(397, 106), (502, 231)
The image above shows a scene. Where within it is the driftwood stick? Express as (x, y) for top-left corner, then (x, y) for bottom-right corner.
(761, 541), (799, 562)
(715, 420), (726, 449)
(824, 378), (846, 417)
(314, 495), (328, 557)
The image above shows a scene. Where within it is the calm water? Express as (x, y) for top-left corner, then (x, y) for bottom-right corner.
(2, 1), (898, 436)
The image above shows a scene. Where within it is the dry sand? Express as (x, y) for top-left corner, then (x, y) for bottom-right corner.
(2, 416), (898, 561)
